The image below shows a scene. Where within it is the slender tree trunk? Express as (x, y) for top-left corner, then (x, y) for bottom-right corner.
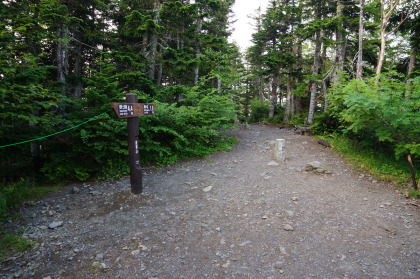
(217, 77), (222, 94)
(406, 45), (417, 86)
(308, 29), (321, 124)
(268, 73), (278, 119)
(376, 0), (400, 78)
(73, 32), (83, 99)
(180, 26), (185, 49)
(283, 74), (293, 122)
(376, 30), (386, 77)
(147, 0), (161, 81)
(333, 0), (344, 86)
(295, 38), (303, 115)
(321, 34), (329, 112)
(194, 18), (203, 86)
(57, 22), (69, 115)
(156, 43), (163, 85)
(176, 32), (180, 50)
(356, 0), (365, 80)
(142, 36), (148, 54)
(407, 154), (418, 190)
(259, 77), (263, 108)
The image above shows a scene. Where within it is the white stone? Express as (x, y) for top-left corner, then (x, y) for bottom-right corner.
(203, 186), (213, 192)
(131, 250), (140, 256)
(48, 221), (63, 229)
(274, 139), (286, 162)
(284, 224), (294, 231)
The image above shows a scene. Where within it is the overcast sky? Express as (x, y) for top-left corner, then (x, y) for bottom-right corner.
(229, 0), (270, 52)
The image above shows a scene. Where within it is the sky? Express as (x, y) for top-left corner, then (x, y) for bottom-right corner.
(229, 0), (271, 52)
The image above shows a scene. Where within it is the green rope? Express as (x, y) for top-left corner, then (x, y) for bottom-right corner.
(0, 111), (109, 149)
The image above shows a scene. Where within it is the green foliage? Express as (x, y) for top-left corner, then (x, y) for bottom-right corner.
(408, 190), (420, 199)
(317, 134), (420, 184)
(139, 89), (237, 166)
(287, 112), (308, 126)
(247, 98), (270, 123)
(311, 110), (343, 135)
(331, 73), (420, 160)
(0, 234), (31, 259)
(0, 178), (58, 215)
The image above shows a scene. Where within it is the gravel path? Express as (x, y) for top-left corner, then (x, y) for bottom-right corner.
(1, 124), (419, 279)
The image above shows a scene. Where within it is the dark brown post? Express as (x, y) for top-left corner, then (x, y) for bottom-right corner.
(126, 93), (142, 194)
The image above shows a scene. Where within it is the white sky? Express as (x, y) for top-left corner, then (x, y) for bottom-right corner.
(229, 0), (270, 52)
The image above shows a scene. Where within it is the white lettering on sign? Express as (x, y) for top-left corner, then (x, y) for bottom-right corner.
(135, 140), (139, 154)
(118, 104), (134, 117)
(143, 104), (155, 115)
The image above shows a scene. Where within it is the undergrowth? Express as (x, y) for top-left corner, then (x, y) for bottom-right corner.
(316, 133), (420, 191)
(0, 234), (32, 259)
(0, 178), (59, 217)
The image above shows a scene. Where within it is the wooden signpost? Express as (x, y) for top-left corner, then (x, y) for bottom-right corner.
(112, 93), (156, 194)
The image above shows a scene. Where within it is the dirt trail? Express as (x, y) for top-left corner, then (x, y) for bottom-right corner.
(1, 125), (419, 279)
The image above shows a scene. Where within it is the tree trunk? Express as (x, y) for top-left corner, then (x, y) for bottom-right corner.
(194, 18), (203, 86)
(268, 73), (278, 119)
(406, 45), (417, 86)
(57, 22), (69, 115)
(73, 32), (83, 99)
(259, 77), (263, 108)
(308, 29), (321, 124)
(376, 0), (400, 78)
(332, 0), (344, 86)
(147, 0), (161, 81)
(283, 74), (293, 122)
(156, 43), (163, 86)
(295, 37), (303, 115)
(321, 35), (328, 112)
(376, 29), (386, 77)
(217, 77), (221, 94)
(356, 0), (365, 80)
(407, 154), (418, 190)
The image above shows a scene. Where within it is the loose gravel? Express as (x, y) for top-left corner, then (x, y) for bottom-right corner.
(1, 124), (419, 279)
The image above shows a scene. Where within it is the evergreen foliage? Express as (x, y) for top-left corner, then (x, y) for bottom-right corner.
(0, 0), (418, 191)
(1, 0), (241, 183)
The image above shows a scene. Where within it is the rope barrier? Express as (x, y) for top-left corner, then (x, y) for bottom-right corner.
(0, 111), (109, 149)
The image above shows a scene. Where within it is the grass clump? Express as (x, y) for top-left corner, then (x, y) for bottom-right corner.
(316, 134), (419, 189)
(0, 178), (59, 216)
(408, 190), (420, 199)
(0, 234), (31, 259)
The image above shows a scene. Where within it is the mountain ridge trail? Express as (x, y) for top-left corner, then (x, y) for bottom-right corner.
(1, 124), (419, 278)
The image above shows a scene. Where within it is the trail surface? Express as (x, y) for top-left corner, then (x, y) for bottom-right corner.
(1, 125), (419, 279)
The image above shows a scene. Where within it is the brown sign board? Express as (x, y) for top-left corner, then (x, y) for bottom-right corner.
(111, 103), (156, 118)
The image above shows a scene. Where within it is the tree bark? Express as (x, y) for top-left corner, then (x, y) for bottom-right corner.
(283, 74), (293, 122)
(295, 36), (303, 115)
(332, 0), (344, 86)
(194, 18), (203, 86)
(406, 45), (417, 86)
(308, 29), (321, 124)
(57, 22), (69, 115)
(321, 34), (328, 112)
(356, 0), (365, 80)
(407, 154), (418, 190)
(268, 73), (278, 119)
(376, 0), (400, 78)
(147, 0), (161, 81)
(259, 77), (263, 108)
(73, 32), (83, 99)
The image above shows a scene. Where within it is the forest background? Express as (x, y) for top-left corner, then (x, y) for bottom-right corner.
(0, 0), (419, 206)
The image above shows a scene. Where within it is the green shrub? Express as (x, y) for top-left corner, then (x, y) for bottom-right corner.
(0, 234), (31, 259)
(328, 72), (420, 188)
(247, 98), (270, 123)
(0, 178), (58, 215)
